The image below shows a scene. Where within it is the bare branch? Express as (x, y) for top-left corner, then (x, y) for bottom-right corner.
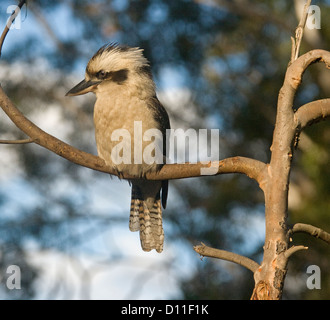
(0, 85), (111, 172)
(286, 49), (330, 91)
(290, 36), (296, 63)
(291, 0), (312, 62)
(295, 99), (330, 129)
(276, 245), (308, 270)
(283, 245), (308, 259)
(0, 138), (34, 144)
(0, 85), (267, 184)
(269, 50), (330, 159)
(194, 243), (260, 273)
(274, 49), (330, 131)
(292, 223), (330, 245)
(155, 157), (267, 186)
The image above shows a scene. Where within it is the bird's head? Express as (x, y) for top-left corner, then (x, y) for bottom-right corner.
(66, 43), (153, 97)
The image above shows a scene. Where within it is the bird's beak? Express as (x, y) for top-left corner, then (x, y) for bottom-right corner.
(65, 79), (102, 96)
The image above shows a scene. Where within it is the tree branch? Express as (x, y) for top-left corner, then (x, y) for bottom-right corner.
(0, 85), (267, 184)
(291, 0), (312, 62)
(295, 98), (330, 129)
(276, 245), (308, 269)
(292, 223), (330, 245)
(286, 49), (330, 92)
(0, 138), (34, 144)
(283, 245), (308, 259)
(194, 242), (260, 273)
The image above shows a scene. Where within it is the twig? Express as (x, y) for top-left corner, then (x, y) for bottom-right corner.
(283, 245), (308, 259)
(0, 138), (33, 144)
(295, 99), (330, 129)
(276, 245), (308, 269)
(290, 36), (296, 63)
(292, 223), (330, 245)
(0, 0), (27, 56)
(194, 242), (260, 273)
(285, 49), (330, 93)
(291, 0), (312, 63)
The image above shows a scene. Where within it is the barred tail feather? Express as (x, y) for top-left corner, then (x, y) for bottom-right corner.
(140, 199), (164, 253)
(129, 187), (143, 232)
(129, 184), (164, 253)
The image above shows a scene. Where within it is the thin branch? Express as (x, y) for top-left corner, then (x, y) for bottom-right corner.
(270, 50), (330, 161)
(276, 245), (308, 269)
(0, 0), (27, 56)
(0, 138), (34, 144)
(290, 36), (296, 63)
(292, 223), (330, 244)
(0, 85), (110, 172)
(283, 245), (308, 259)
(194, 243), (260, 273)
(155, 156), (267, 186)
(291, 0), (312, 62)
(0, 85), (267, 184)
(286, 49), (330, 91)
(295, 98), (330, 129)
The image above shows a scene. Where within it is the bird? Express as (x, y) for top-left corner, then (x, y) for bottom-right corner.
(66, 43), (170, 253)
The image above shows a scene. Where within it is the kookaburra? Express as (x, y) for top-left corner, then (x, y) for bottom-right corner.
(66, 43), (170, 253)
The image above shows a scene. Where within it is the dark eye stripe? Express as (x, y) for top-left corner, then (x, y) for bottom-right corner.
(88, 68), (129, 84)
(110, 69), (128, 84)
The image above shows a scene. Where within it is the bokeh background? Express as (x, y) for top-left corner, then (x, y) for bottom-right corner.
(0, 0), (329, 299)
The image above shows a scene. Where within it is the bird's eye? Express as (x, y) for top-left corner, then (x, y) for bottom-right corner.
(97, 70), (107, 79)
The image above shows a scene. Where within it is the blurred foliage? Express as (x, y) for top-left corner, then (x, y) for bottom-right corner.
(0, 0), (329, 299)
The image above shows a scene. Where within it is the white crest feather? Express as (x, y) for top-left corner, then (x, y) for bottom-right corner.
(86, 43), (149, 75)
